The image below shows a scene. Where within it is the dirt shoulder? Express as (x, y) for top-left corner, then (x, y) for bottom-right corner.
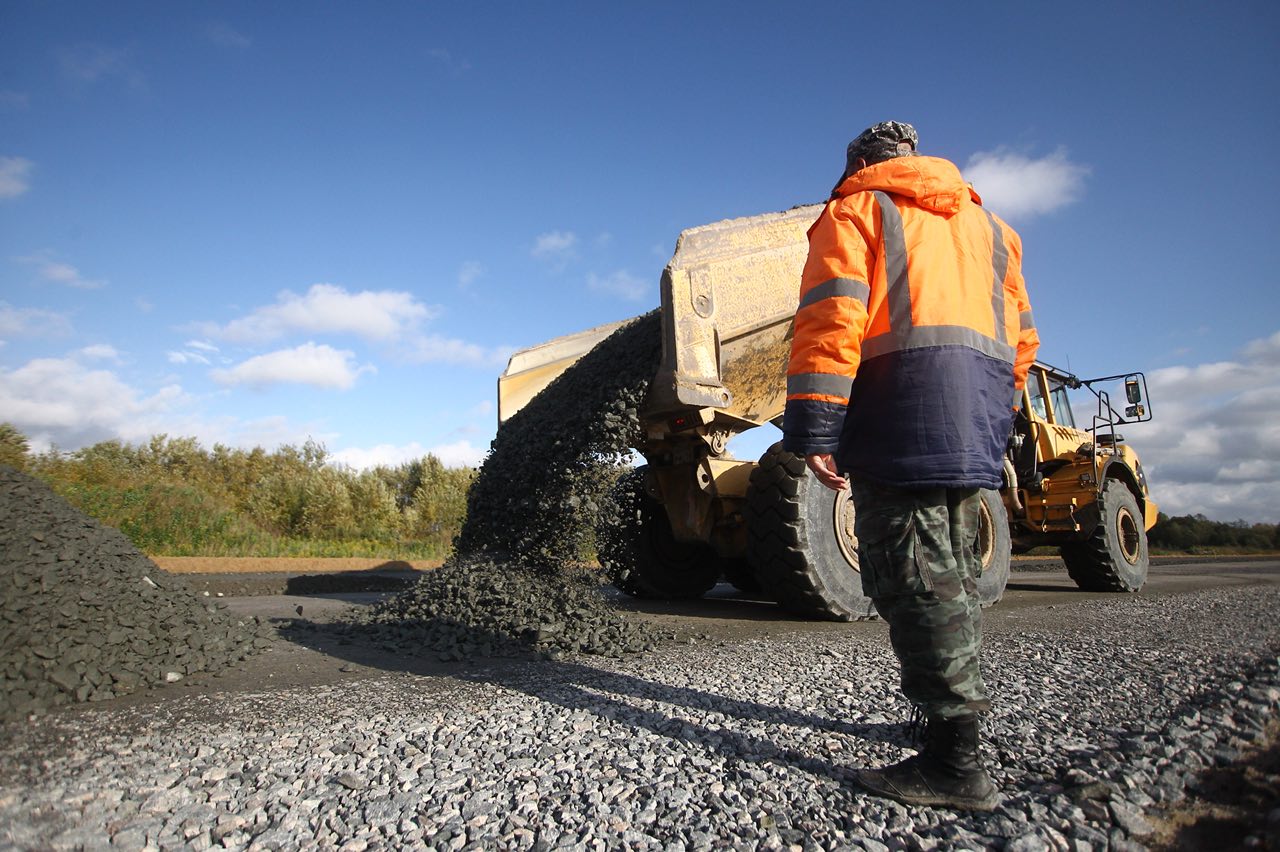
(152, 556), (443, 575)
(152, 557), (445, 596)
(152, 553), (1278, 577)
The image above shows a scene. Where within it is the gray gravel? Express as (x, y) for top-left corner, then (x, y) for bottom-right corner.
(327, 555), (677, 661)
(0, 466), (268, 721)
(455, 310), (660, 568)
(2, 584), (1277, 851)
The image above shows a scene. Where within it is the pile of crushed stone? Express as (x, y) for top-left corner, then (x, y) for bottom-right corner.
(339, 311), (678, 660)
(0, 466), (269, 720)
(335, 555), (676, 661)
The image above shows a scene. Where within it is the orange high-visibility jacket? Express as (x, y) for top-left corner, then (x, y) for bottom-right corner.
(782, 155), (1040, 489)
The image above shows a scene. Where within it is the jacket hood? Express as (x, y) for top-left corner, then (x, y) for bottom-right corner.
(835, 156), (981, 214)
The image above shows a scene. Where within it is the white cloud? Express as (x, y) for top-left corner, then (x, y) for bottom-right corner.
(199, 283), (434, 345)
(0, 348), (345, 456)
(587, 269), (651, 302)
(210, 342), (373, 390)
(167, 339), (220, 366)
(533, 230), (578, 261)
(0, 356), (186, 451)
(56, 44), (146, 90)
(331, 439), (485, 470)
(78, 344), (121, 363)
(1242, 330), (1280, 366)
(458, 261), (485, 290)
(1127, 331), (1280, 523)
(402, 334), (514, 368)
(18, 253), (106, 289)
(962, 148), (1089, 220)
(0, 156), (33, 199)
(168, 350), (204, 366)
(0, 302), (72, 339)
(40, 261), (105, 289)
(426, 48), (471, 75)
(207, 22), (251, 50)
(427, 440), (487, 467)
(193, 283), (505, 371)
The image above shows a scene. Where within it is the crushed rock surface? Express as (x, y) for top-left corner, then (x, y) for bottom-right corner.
(0, 466), (268, 721)
(1, 584), (1277, 850)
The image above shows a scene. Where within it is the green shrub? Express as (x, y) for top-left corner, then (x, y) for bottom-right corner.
(54, 480), (268, 555)
(346, 470), (404, 540)
(21, 433), (476, 559)
(0, 423), (29, 470)
(406, 455), (475, 546)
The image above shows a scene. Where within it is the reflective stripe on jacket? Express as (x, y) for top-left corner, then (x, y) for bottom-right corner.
(782, 155), (1040, 489)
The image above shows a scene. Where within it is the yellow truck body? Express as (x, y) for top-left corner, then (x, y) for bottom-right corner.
(499, 206), (1157, 617)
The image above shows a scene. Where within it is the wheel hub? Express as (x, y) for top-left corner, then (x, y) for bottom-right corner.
(974, 497), (995, 570)
(1117, 506), (1141, 564)
(832, 488), (860, 571)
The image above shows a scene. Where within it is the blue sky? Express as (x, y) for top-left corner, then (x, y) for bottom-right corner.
(1, 2), (1278, 522)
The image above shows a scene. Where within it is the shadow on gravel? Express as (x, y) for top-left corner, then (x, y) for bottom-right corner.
(466, 658), (894, 787)
(284, 565), (423, 596)
(278, 618), (902, 787)
(604, 583), (812, 623)
(1004, 581), (1089, 593)
(184, 565), (426, 598)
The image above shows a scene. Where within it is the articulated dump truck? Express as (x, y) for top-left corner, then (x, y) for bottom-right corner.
(499, 205), (1158, 620)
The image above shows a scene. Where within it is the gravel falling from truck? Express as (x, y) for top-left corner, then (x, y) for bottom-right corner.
(455, 310), (661, 567)
(340, 311), (676, 660)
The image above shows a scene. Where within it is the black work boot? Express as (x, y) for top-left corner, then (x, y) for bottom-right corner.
(853, 714), (999, 811)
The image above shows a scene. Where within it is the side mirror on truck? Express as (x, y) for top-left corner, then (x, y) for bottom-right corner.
(1125, 376), (1142, 405)
(1124, 375), (1146, 419)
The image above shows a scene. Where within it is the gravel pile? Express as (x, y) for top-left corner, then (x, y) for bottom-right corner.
(327, 555), (678, 661)
(338, 311), (667, 660)
(0, 466), (268, 720)
(1, 584), (1277, 849)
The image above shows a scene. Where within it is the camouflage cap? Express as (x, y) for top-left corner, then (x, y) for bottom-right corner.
(845, 120), (919, 172)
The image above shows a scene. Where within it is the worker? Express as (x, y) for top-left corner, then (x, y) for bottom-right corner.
(782, 121), (1040, 811)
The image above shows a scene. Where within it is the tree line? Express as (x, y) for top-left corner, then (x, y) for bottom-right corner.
(1147, 512), (1280, 553)
(0, 424), (475, 559)
(1, 423), (1275, 557)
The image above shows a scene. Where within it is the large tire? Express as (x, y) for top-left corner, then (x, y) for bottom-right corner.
(1060, 479), (1149, 592)
(745, 443), (874, 621)
(596, 467), (720, 599)
(974, 489), (1011, 607)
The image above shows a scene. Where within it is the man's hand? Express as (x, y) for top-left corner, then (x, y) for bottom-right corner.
(805, 453), (848, 491)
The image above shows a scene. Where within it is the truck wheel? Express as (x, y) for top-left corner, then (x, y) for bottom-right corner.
(1060, 479), (1149, 592)
(975, 489), (1011, 606)
(596, 467), (720, 599)
(745, 443), (875, 621)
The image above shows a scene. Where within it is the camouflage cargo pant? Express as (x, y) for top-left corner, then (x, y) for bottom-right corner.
(850, 480), (990, 720)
